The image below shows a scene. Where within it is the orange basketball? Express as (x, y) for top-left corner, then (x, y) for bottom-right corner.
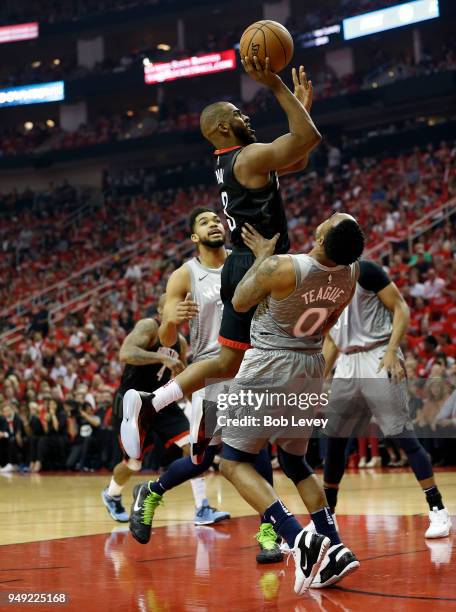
(239, 20), (294, 73)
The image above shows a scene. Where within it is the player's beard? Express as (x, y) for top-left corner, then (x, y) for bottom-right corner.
(200, 237), (225, 248)
(230, 122), (257, 145)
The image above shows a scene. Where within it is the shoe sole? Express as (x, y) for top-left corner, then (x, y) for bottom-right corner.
(311, 560), (360, 588)
(295, 534), (331, 595)
(121, 389), (142, 459)
(425, 526), (452, 538)
(101, 491), (129, 523)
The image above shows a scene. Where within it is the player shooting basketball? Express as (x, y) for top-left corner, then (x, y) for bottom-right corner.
(121, 58), (323, 465)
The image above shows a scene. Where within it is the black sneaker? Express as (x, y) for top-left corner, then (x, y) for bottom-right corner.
(129, 482), (163, 544)
(311, 543), (360, 588)
(290, 529), (331, 595)
(256, 523), (284, 564)
(121, 389), (156, 459)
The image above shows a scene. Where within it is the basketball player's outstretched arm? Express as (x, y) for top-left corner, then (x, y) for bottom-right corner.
(238, 57), (321, 179)
(119, 318), (184, 373)
(278, 66), (314, 176)
(159, 266), (198, 347)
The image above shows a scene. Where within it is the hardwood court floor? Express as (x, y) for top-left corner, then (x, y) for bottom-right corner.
(0, 469), (455, 611)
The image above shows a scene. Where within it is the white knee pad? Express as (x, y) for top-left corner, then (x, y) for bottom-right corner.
(126, 458), (142, 471)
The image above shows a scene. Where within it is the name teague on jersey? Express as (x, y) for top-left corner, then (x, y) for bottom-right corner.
(251, 255), (357, 353)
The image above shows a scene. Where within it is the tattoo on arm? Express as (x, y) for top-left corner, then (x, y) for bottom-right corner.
(120, 320), (165, 365)
(233, 255), (280, 312)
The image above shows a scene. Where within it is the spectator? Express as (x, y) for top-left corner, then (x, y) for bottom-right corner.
(35, 399), (68, 472)
(0, 403), (25, 472)
(422, 268), (446, 299)
(65, 400), (102, 471)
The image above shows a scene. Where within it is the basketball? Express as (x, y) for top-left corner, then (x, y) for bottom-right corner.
(239, 20), (294, 73)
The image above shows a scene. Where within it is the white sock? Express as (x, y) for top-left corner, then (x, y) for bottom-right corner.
(191, 477), (207, 509)
(107, 477), (124, 497)
(152, 379), (183, 411)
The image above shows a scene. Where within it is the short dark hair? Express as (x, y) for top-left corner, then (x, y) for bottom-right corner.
(189, 207), (214, 233)
(324, 219), (365, 265)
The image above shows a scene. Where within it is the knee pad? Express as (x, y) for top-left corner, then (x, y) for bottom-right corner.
(277, 447), (314, 484)
(125, 458), (142, 471)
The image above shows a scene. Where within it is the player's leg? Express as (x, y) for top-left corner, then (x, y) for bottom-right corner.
(362, 346), (452, 538)
(129, 406), (229, 544)
(121, 346), (245, 458)
(390, 430), (452, 538)
(321, 352), (376, 515)
(102, 399), (136, 522)
(277, 440), (359, 588)
(220, 444), (330, 594)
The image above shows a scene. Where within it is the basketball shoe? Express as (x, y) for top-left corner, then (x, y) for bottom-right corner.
(129, 482), (163, 544)
(102, 488), (129, 522)
(425, 507), (452, 538)
(310, 543), (360, 588)
(121, 389), (156, 459)
(289, 530), (331, 594)
(256, 523), (284, 564)
(194, 499), (230, 525)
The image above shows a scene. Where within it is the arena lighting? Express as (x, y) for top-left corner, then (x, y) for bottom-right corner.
(343, 0), (439, 40)
(157, 43), (171, 51)
(298, 24), (341, 48)
(0, 81), (64, 108)
(0, 22), (38, 44)
(144, 49), (236, 84)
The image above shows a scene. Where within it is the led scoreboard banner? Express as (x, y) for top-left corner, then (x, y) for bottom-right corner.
(0, 22), (39, 44)
(0, 81), (65, 108)
(144, 49), (236, 84)
(343, 0), (440, 40)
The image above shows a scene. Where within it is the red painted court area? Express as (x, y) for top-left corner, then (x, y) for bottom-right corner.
(1, 514), (455, 611)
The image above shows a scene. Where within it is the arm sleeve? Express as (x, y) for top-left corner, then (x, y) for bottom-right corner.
(358, 260), (391, 293)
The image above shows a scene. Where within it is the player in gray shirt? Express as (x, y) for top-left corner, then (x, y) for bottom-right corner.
(319, 261), (452, 539)
(220, 213), (365, 592)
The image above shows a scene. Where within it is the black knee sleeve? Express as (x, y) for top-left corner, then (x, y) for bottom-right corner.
(323, 437), (349, 485)
(277, 447), (314, 484)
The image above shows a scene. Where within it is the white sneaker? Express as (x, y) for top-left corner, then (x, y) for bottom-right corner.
(425, 507), (452, 539)
(303, 514), (339, 533)
(0, 463), (17, 473)
(358, 457), (367, 468)
(366, 456), (382, 468)
(120, 389), (154, 459)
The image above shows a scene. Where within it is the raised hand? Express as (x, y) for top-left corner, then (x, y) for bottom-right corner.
(241, 56), (282, 90)
(292, 65), (313, 112)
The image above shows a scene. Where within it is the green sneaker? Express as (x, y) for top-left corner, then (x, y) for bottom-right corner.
(256, 522), (284, 564)
(129, 482), (163, 544)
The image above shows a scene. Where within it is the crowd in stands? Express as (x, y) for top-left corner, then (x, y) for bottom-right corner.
(1, 140), (456, 473)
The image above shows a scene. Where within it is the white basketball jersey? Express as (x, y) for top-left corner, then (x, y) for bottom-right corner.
(184, 257), (224, 361)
